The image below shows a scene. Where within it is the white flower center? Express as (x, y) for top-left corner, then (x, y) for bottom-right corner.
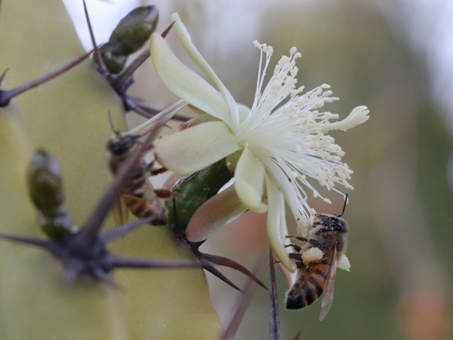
(233, 42), (367, 221)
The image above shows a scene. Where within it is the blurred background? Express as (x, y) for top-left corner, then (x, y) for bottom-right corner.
(64, 0), (453, 338)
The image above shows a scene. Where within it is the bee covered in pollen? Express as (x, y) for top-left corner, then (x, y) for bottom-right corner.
(105, 101), (187, 226)
(285, 199), (350, 320)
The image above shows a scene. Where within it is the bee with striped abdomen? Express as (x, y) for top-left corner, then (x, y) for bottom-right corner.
(106, 132), (170, 226)
(285, 212), (349, 320)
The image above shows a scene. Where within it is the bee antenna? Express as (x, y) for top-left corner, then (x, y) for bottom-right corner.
(337, 194), (348, 217)
(107, 111), (121, 137)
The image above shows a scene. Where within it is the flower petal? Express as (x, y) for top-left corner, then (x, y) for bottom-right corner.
(236, 103), (251, 124)
(265, 175), (296, 272)
(234, 146), (267, 213)
(154, 121), (240, 174)
(186, 185), (247, 242)
(171, 13), (239, 127)
(150, 33), (231, 122)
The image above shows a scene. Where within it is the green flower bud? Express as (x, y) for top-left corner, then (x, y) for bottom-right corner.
(27, 149), (72, 237)
(166, 158), (233, 230)
(94, 6), (159, 74)
(110, 6), (159, 55)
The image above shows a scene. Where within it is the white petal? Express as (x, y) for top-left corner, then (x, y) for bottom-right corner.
(171, 13), (239, 127)
(236, 103), (251, 124)
(234, 146), (267, 213)
(150, 33), (231, 122)
(186, 185), (247, 242)
(154, 121), (241, 174)
(265, 175), (296, 272)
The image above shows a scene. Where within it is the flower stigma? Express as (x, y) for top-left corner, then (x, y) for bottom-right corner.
(150, 13), (369, 272)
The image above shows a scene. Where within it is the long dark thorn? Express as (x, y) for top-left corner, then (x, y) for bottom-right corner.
(124, 98), (174, 125)
(202, 261), (243, 292)
(0, 233), (56, 252)
(269, 249), (282, 340)
(220, 256), (267, 340)
(100, 215), (157, 244)
(293, 330), (302, 340)
(109, 256), (200, 269)
(171, 198), (248, 293)
(83, 0), (110, 78)
(124, 97), (158, 118)
(201, 252), (268, 290)
(161, 21), (176, 38)
(82, 0), (109, 76)
(134, 101), (191, 122)
(0, 49), (93, 106)
(0, 68), (8, 86)
(121, 84), (190, 123)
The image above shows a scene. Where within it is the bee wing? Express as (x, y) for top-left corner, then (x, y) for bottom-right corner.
(112, 197), (129, 226)
(319, 247), (337, 321)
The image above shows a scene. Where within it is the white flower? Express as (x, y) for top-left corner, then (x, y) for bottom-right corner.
(150, 13), (369, 272)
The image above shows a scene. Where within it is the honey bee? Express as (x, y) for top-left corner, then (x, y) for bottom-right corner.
(106, 132), (170, 225)
(285, 211), (349, 320)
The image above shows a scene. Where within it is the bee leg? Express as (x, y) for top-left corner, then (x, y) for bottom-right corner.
(286, 235), (322, 247)
(288, 253), (302, 261)
(143, 160), (168, 176)
(154, 188), (173, 199)
(286, 235), (308, 242)
(150, 167), (167, 176)
(284, 243), (302, 253)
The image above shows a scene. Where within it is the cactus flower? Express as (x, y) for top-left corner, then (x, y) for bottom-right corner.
(150, 13), (369, 272)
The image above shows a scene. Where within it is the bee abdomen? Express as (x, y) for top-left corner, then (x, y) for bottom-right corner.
(285, 262), (330, 310)
(122, 194), (167, 225)
(286, 278), (324, 310)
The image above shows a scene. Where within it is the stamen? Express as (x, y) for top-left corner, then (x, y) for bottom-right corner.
(211, 42), (365, 229)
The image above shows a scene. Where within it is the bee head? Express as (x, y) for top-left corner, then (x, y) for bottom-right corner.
(107, 134), (139, 155)
(314, 214), (349, 234)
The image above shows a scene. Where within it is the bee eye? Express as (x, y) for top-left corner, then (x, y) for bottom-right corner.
(333, 220), (348, 232)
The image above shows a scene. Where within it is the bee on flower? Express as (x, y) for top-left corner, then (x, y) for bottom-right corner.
(149, 13), (369, 273)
